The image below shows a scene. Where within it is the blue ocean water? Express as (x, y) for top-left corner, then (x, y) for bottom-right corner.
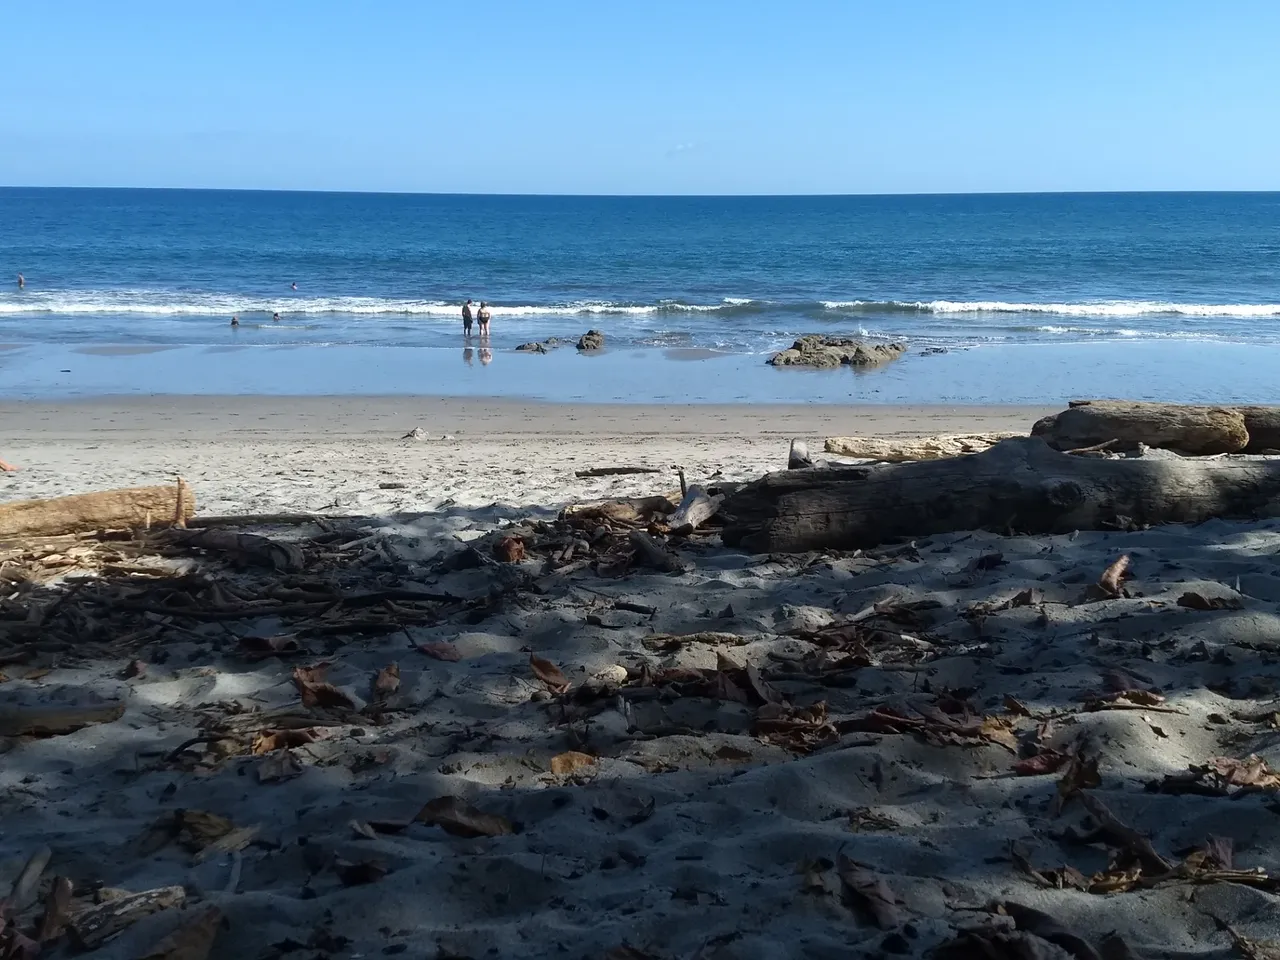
(2, 189), (1279, 354)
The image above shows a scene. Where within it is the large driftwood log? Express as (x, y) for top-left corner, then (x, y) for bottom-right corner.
(823, 433), (1021, 462)
(721, 437), (1280, 554)
(0, 484), (195, 539)
(1239, 406), (1280, 453)
(1032, 400), (1249, 455)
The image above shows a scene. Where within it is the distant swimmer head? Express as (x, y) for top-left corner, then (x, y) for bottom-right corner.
(466, 298), (473, 305)
(230, 316), (240, 327)
(273, 312), (280, 321)
(291, 282), (297, 290)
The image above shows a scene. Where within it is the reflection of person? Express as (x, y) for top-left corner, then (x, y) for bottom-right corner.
(462, 299), (474, 337)
(463, 347), (474, 366)
(477, 302), (492, 337)
(479, 347), (492, 366)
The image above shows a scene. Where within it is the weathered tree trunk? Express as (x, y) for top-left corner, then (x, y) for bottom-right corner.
(0, 484), (195, 539)
(721, 437), (1280, 554)
(823, 433), (1020, 462)
(668, 485), (722, 534)
(1239, 406), (1280, 453)
(1031, 400), (1249, 455)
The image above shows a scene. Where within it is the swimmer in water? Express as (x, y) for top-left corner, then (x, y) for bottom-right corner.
(16, 274), (23, 289)
(230, 316), (240, 327)
(291, 282), (298, 291)
(273, 312), (281, 322)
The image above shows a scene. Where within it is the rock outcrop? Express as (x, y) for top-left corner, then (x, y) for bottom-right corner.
(768, 335), (905, 368)
(515, 342), (548, 354)
(577, 330), (605, 351)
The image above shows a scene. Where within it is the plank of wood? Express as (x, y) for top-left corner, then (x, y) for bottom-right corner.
(823, 433), (1020, 462)
(722, 436), (1280, 554)
(0, 485), (195, 539)
(69, 885), (188, 950)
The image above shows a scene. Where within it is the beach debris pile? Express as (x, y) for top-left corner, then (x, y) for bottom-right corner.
(4, 460), (1280, 957)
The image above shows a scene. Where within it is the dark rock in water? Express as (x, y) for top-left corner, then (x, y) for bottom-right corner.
(543, 337), (565, 346)
(577, 330), (605, 351)
(920, 346), (948, 356)
(768, 335), (906, 368)
(516, 341), (549, 354)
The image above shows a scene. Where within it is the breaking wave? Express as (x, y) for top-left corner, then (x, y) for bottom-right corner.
(821, 299), (1280, 318)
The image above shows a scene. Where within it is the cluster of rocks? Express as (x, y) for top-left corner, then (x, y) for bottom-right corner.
(767, 335), (906, 368)
(514, 331), (605, 355)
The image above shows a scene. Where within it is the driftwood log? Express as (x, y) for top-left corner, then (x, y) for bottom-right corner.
(1032, 400), (1280, 455)
(668, 485), (722, 534)
(823, 433), (1021, 462)
(0, 484), (195, 539)
(69, 886), (187, 949)
(160, 528), (305, 572)
(721, 437), (1280, 553)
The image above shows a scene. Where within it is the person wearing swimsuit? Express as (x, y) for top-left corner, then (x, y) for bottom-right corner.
(477, 302), (491, 337)
(462, 299), (474, 336)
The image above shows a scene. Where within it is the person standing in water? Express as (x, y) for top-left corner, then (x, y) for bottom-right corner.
(230, 316), (240, 327)
(462, 299), (474, 337)
(477, 301), (492, 337)
(272, 312), (281, 322)
(291, 282), (298, 291)
(16, 274), (23, 289)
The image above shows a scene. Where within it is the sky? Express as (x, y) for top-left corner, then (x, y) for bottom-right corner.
(4, 1), (1280, 195)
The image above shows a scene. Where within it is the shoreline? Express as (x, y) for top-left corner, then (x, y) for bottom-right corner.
(0, 395), (1053, 442)
(3, 339), (1280, 405)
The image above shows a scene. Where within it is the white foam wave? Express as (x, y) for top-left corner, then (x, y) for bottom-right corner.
(905, 299), (1278, 318)
(0, 291), (758, 318)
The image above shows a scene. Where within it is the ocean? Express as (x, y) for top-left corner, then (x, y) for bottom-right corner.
(1, 188), (1279, 402)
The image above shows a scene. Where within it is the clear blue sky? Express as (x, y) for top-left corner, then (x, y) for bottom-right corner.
(5, 1), (1280, 194)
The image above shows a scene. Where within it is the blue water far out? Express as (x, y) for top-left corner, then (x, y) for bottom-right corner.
(1, 188), (1279, 402)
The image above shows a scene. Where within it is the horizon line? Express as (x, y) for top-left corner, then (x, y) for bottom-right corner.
(3, 185), (1280, 200)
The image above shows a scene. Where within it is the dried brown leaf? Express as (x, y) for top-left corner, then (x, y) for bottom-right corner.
(549, 751), (597, 775)
(416, 795), (513, 838)
(980, 716), (1020, 752)
(1098, 554), (1131, 597)
(371, 663), (400, 701)
(494, 536), (526, 562)
(417, 641), (462, 662)
(836, 855), (901, 928)
(251, 728), (318, 755)
(529, 654), (570, 693)
(1012, 750), (1070, 776)
(1051, 753), (1100, 814)
(137, 906), (223, 960)
(1204, 755), (1280, 790)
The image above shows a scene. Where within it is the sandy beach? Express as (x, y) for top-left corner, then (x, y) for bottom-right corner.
(4, 397), (1280, 959)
